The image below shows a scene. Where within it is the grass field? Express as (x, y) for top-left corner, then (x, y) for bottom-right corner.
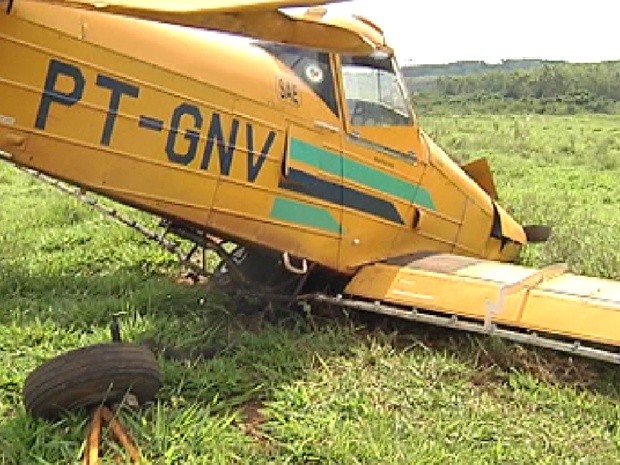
(1, 114), (620, 464)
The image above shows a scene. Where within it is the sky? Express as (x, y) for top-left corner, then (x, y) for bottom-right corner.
(324, 0), (619, 65)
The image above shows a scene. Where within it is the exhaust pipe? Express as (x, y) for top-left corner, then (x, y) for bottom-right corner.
(524, 225), (552, 243)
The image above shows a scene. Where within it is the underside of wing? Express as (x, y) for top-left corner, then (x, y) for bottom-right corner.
(38, 0), (347, 14)
(346, 253), (620, 347)
(35, 0), (391, 55)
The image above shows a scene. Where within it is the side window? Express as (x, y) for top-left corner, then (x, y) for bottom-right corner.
(259, 43), (338, 115)
(342, 55), (412, 127)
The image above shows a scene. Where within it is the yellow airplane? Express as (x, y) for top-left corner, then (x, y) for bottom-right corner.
(1, 0), (619, 418)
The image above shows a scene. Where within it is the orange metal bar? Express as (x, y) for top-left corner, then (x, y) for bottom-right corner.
(84, 407), (103, 465)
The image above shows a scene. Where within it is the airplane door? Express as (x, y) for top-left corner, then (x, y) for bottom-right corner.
(337, 55), (431, 270)
(278, 124), (343, 269)
(254, 44), (344, 270)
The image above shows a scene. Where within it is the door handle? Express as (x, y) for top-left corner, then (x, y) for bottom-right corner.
(314, 120), (340, 133)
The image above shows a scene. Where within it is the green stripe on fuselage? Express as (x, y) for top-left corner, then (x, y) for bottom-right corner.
(289, 138), (436, 211)
(270, 197), (341, 234)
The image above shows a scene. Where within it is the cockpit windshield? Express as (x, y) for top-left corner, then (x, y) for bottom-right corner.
(341, 55), (413, 127)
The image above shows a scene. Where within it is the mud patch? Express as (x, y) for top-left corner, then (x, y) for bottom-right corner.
(239, 400), (269, 445)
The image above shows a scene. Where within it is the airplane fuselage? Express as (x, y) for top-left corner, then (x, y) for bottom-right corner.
(0, 0), (525, 274)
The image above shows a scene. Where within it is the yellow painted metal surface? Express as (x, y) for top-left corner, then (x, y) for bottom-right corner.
(345, 255), (620, 346)
(461, 157), (498, 200)
(38, 0), (390, 56)
(0, 0), (526, 274)
(1, 0), (619, 354)
(45, 0), (346, 12)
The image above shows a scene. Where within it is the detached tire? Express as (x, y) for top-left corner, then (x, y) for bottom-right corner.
(23, 343), (162, 420)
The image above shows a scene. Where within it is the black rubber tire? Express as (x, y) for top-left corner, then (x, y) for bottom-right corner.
(23, 343), (162, 420)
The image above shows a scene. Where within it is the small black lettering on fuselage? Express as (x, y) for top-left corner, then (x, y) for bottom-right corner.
(277, 77), (300, 106)
(35, 59), (277, 183)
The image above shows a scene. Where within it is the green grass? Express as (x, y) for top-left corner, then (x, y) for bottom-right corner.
(2, 114), (620, 464)
(422, 114), (620, 279)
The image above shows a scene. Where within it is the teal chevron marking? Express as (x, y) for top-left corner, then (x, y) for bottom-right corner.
(411, 187), (436, 212)
(270, 197), (341, 234)
(289, 138), (436, 211)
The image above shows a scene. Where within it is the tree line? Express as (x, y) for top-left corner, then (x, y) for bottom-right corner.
(406, 61), (620, 115)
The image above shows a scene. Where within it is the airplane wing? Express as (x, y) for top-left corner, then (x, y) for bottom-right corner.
(38, 0), (347, 13)
(345, 254), (620, 352)
(35, 0), (392, 56)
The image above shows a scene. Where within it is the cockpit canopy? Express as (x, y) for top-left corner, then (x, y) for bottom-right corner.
(260, 43), (414, 127)
(341, 55), (413, 127)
